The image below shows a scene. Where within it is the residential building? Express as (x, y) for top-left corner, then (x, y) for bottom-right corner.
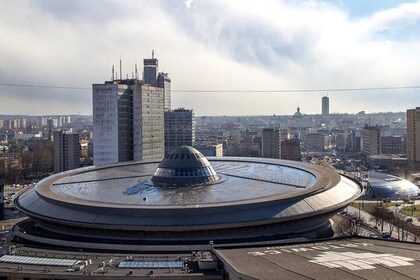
(407, 107), (420, 167)
(304, 133), (329, 152)
(322, 96), (329, 117)
(262, 128), (280, 159)
(281, 138), (301, 161)
(164, 108), (195, 155)
(361, 126), (381, 156)
(381, 136), (403, 154)
(194, 143), (223, 157)
(226, 139), (261, 157)
(53, 130), (80, 173)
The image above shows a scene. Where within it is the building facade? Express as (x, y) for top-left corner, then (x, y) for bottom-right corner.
(164, 108), (195, 155)
(53, 130), (80, 173)
(93, 80), (164, 165)
(361, 126), (381, 156)
(304, 133), (329, 152)
(262, 128), (280, 159)
(381, 136), (403, 154)
(158, 72), (171, 111)
(93, 56), (169, 165)
(143, 58), (158, 87)
(281, 139), (301, 161)
(407, 107), (420, 167)
(322, 96), (329, 117)
(194, 143), (223, 157)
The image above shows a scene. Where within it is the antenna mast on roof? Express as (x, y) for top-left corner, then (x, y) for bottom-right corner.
(152, 50), (154, 59)
(119, 58), (122, 80)
(112, 65), (114, 81)
(135, 60), (138, 79)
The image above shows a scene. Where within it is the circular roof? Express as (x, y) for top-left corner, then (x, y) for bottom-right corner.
(15, 157), (362, 232)
(151, 146), (218, 187)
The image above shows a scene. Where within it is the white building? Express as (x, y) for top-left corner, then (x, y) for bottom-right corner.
(194, 143), (223, 157)
(93, 81), (164, 165)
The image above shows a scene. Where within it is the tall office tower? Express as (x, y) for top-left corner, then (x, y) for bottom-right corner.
(407, 107), (420, 167)
(53, 130), (80, 173)
(158, 72), (171, 111)
(322, 96), (329, 117)
(93, 80), (164, 165)
(281, 138), (301, 161)
(361, 126), (381, 156)
(164, 108), (195, 155)
(262, 128), (281, 159)
(143, 56), (158, 87)
(144, 53), (171, 111)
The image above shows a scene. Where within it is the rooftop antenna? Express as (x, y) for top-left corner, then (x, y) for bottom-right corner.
(119, 57), (122, 80)
(152, 50), (154, 59)
(135, 60), (138, 79)
(112, 65), (114, 81)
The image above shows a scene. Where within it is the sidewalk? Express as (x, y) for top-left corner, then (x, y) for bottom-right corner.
(346, 206), (417, 242)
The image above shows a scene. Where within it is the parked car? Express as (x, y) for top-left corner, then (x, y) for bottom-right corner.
(381, 232), (391, 238)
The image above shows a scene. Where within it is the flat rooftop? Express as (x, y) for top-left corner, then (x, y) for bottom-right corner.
(214, 237), (420, 280)
(0, 245), (220, 279)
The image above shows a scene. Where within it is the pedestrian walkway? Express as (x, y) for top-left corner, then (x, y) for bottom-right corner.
(346, 206), (417, 242)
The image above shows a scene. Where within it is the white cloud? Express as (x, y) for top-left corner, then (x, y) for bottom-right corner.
(0, 0), (419, 116)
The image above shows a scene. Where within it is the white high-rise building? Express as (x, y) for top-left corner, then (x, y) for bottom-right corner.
(93, 81), (164, 165)
(93, 55), (170, 166)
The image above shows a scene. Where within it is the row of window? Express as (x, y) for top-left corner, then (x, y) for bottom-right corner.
(154, 167), (216, 177)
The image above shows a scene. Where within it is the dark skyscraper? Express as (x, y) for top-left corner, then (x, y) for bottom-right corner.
(322, 96), (329, 117)
(143, 57), (158, 87)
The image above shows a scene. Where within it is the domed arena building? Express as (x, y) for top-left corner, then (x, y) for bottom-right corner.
(13, 146), (362, 250)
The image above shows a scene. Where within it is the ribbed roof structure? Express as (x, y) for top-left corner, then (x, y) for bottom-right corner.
(151, 146), (218, 187)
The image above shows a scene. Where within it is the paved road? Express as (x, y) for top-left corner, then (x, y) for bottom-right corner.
(346, 206), (417, 242)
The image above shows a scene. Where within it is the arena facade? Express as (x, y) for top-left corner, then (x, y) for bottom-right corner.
(14, 146), (362, 250)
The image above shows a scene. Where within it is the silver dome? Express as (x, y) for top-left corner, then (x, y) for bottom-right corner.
(151, 146), (218, 187)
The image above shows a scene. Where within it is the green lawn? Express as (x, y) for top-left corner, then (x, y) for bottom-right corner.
(350, 201), (397, 210)
(402, 205), (420, 217)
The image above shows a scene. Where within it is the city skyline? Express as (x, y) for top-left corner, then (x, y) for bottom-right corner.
(1, 0), (420, 116)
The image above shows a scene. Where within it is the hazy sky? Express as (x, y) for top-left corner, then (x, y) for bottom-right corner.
(1, 0), (420, 116)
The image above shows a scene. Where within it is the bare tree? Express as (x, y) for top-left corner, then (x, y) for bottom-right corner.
(336, 216), (365, 237)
